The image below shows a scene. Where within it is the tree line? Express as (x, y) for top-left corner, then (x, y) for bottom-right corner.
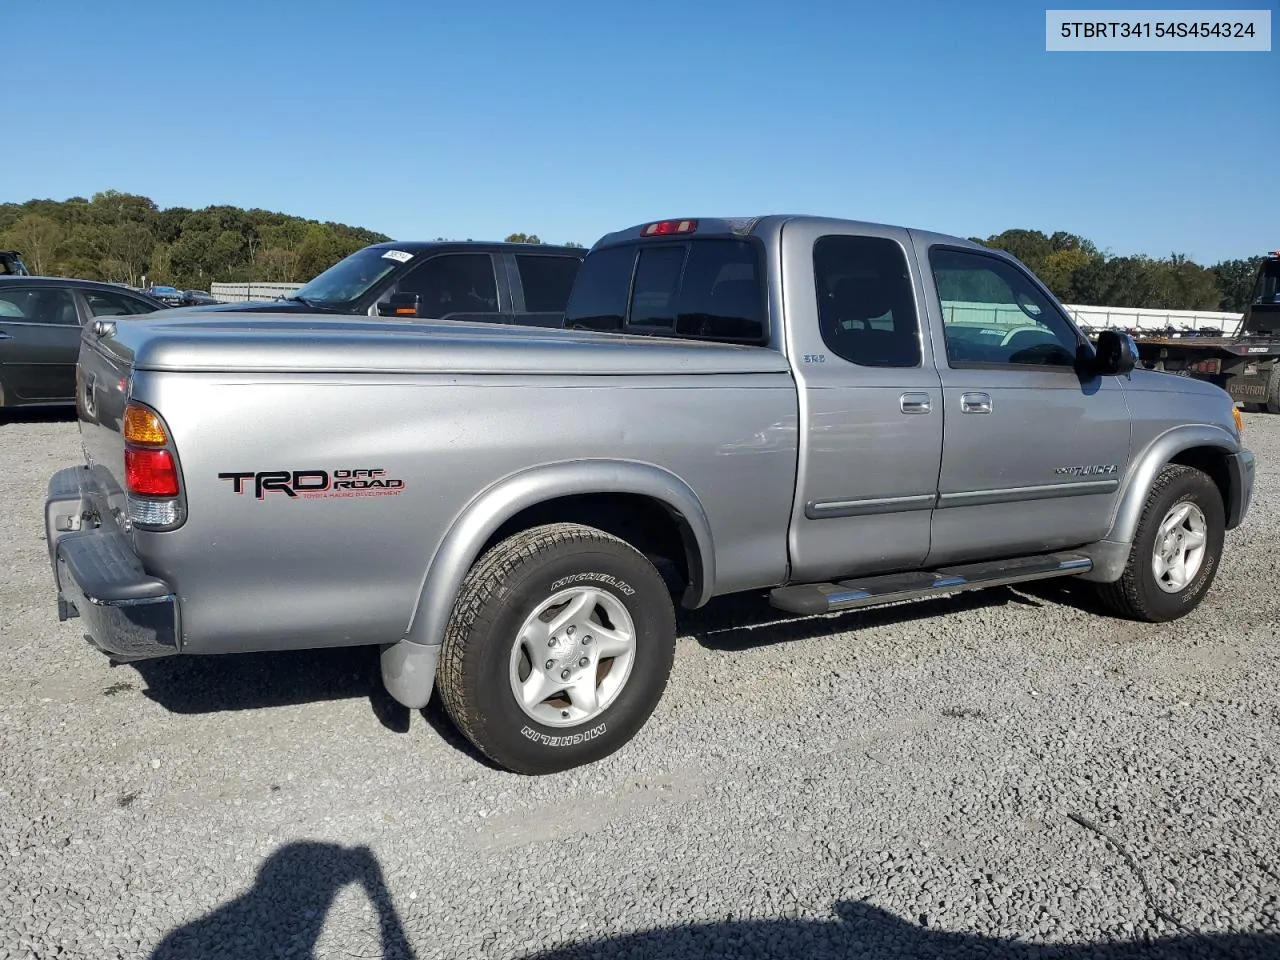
(973, 228), (1260, 314)
(0, 192), (1262, 311)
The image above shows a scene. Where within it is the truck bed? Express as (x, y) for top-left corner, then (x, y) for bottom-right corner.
(93, 312), (790, 376)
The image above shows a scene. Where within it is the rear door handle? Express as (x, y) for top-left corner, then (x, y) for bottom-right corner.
(0, 330), (10, 340)
(961, 391), (992, 414)
(900, 392), (932, 414)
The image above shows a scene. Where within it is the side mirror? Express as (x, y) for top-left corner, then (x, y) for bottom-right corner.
(376, 292), (420, 318)
(1093, 329), (1138, 377)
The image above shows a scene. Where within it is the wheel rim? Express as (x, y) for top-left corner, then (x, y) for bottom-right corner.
(1151, 500), (1208, 594)
(508, 586), (637, 728)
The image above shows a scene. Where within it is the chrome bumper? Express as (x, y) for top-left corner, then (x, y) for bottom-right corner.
(45, 466), (180, 662)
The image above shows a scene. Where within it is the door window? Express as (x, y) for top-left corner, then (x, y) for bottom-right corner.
(0, 287), (80, 324)
(84, 290), (158, 317)
(397, 254), (498, 316)
(813, 235), (921, 367)
(929, 248), (1083, 368)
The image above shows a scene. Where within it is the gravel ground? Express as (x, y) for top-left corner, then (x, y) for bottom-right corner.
(1, 409), (1278, 960)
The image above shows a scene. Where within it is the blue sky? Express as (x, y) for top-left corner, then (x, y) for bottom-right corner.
(5, 0), (1275, 263)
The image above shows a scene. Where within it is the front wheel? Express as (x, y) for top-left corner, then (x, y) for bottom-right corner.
(437, 522), (677, 774)
(1093, 463), (1225, 622)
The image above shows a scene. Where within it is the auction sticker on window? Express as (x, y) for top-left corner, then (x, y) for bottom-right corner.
(381, 250), (414, 263)
(1046, 9), (1270, 50)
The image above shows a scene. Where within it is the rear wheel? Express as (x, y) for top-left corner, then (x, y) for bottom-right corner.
(1093, 464), (1225, 622)
(1266, 366), (1280, 414)
(437, 522), (677, 774)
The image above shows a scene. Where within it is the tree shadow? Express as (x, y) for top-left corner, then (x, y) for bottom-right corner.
(149, 841), (417, 960)
(681, 585), (1047, 652)
(523, 900), (1277, 959)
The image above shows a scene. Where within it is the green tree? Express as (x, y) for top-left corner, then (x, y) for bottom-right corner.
(1211, 257), (1264, 312)
(505, 232), (541, 243)
(1, 214), (65, 275)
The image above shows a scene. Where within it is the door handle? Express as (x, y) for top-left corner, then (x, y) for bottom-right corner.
(0, 330), (10, 340)
(900, 392), (932, 414)
(961, 391), (992, 414)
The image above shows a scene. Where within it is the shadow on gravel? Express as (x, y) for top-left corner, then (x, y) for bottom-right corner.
(522, 900), (1276, 959)
(149, 841), (417, 960)
(124, 645), (501, 765)
(684, 585), (1046, 652)
(128, 646), (412, 734)
(1014, 577), (1120, 618)
(0, 407), (77, 426)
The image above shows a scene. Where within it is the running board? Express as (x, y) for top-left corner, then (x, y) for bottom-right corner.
(768, 552), (1092, 616)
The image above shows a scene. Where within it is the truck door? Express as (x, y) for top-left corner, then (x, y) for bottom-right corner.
(914, 240), (1133, 564)
(780, 221), (944, 583)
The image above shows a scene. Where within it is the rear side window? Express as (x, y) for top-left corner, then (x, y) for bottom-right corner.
(562, 245), (633, 329)
(84, 290), (157, 317)
(515, 255), (581, 313)
(564, 239), (767, 343)
(813, 235), (921, 367)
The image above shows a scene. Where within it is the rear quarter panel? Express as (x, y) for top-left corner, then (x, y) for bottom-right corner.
(131, 370), (799, 654)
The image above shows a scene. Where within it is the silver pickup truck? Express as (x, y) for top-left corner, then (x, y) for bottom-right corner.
(44, 215), (1256, 774)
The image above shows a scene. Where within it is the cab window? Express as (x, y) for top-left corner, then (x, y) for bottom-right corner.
(930, 247), (1083, 368)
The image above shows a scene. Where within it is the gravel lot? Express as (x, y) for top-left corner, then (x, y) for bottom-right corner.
(1, 410), (1278, 960)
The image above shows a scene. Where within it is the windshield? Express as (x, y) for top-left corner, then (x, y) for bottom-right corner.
(291, 247), (408, 306)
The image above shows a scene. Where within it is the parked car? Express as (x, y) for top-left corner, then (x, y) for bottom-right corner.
(181, 290), (220, 306)
(144, 285), (187, 307)
(45, 215), (1255, 775)
(0, 277), (167, 411)
(185, 241), (587, 326)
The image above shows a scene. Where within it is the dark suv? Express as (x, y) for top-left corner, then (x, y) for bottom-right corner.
(0, 251), (29, 276)
(0, 277), (167, 411)
(192, 241), (587, 326)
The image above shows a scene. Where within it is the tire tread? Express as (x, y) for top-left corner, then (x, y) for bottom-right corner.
(437, 522), (667, 769)
(1094, 463), (1218, 622)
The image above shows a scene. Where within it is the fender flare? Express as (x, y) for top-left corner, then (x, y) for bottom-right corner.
(1105, 422), (1241, 546)
(401, 458), (717, 652)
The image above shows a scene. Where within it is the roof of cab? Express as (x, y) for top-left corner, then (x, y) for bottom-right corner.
(361, 239), (587, 256)
(590, 214), (993, 255)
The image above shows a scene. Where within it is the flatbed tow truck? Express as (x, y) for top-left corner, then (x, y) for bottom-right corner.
(1116, 252), (1280, 412)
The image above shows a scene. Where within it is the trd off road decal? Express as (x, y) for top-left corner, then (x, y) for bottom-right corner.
(217, 468), (406, 500)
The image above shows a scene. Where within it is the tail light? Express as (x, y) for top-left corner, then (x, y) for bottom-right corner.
(1188, 358), (1221, 375)
(123, 401), (185, 529)
(641, 219), (698, 236)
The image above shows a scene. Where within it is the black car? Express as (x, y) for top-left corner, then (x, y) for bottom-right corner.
(188, 241), (587, 326)
(0, 277), (168, 411)
(144, 285), (187, 306)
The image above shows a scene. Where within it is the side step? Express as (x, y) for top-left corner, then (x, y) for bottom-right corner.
(768, 552), (1092, 616)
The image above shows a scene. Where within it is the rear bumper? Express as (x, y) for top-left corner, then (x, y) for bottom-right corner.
(45, 465), (180, 662)
(1226, 448), (1256, 529)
